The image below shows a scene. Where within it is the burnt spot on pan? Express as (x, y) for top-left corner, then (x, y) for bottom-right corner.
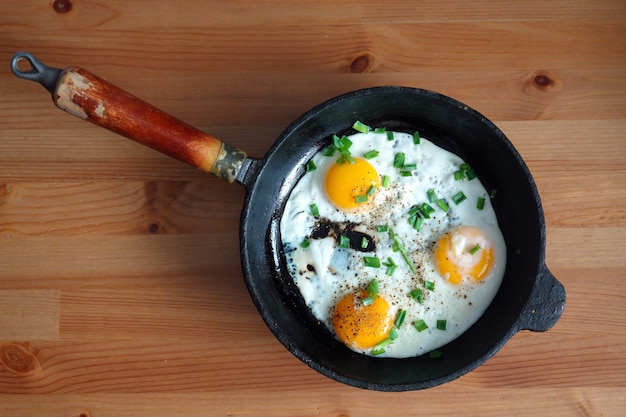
(310, 218), (376, 252)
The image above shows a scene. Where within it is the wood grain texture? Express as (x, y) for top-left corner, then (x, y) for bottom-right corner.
(0, 0), (624, 416)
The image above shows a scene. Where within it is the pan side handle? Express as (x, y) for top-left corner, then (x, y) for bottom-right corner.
(517, 264), (566, 332)
(11, 52), (246, 183)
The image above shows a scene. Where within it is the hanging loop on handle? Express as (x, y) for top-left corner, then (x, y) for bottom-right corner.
(10, 51), (62, 95)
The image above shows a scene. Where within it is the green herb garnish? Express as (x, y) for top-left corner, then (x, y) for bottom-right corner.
(339, 235), (350, 248)
(306, 160), (316, 172)
(413, 319), (429, 332)
(371, 337), (393, 355)
(476, 197), (486, 210)
(394, 309), (407, 328)
(413, 131), (421, 144)
(355, 195), (368, 204)
(363, 256), (381, 268)
(363, 149), (379, 159)
(381, 175), (391, 188)
(427, 188), (437, 203)
(469, 244), (481, 255)
(386, 131), (394, 141)
(424, 281), (435, 291)
(382, 257), (397, 275)
(436, 320), (447, 331)
(300, 239), (310, 248)
(436, 199), (449, 212)
(352, 120), (371, 133)
(389, 228), (417, 274)
(360, 237), (369, 249)
(362, 279), (379, 306)
(310, 203), (319, 217)
(429, 350), (443, 359)
(452, 191), (467, 205)
(409, 288), (424, 303)
(377, 225), (388, 232)
(393, 152), (405, 168)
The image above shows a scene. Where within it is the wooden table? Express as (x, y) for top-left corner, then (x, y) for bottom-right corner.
(1, 1), (624, 415)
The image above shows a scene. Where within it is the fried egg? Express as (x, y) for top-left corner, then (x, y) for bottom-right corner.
(280, 125), (506, 358)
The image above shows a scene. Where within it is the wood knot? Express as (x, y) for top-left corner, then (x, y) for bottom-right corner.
(350, 53), (375, 73)
(52, 0), (73, 14)
(527, 70), (562, 92)
(0, 342), (41, 376)
(148, 223), (160, 234)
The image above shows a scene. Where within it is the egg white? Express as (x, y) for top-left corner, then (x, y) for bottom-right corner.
(280, 129), (506, 358)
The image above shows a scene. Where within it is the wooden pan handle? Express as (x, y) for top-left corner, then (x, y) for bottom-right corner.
(11, 52), (247, 182)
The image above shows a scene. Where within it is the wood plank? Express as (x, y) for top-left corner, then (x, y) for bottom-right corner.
(0, 333), (622, 394)
(2, 21), (624, 76)
(0, 388), (623, 417)
(0, 290), (60, 341)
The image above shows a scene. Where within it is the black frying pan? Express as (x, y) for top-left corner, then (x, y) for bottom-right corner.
(11, 52), (566, 391)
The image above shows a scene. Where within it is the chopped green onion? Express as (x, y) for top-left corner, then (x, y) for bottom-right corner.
(355, 195), (368, 204)
(408, 211), (424, 231)
(374, 127), (386, 134)
(393, 153), (405, 168)
(394, 309), (407, 328)
(400, 171), (413, 177)
(300, 239), (310, 248)
(469, 244), (481, 255)
(413, 131), (421, 144)
(381, 175), (391, 188)
(362, 279), (379, 305)
(386, 131), (394, 141)
(452, 191), (467, 205)
(436, 320), (447, 331)
(489, 188), (498, 198)
(389, 228), (417, 274)
(377, 225), (388, 232)
(424, 281), (435, 291)
(361, 237), (369, 249)
(382, 257), (397, 275)
(363, 149), (379, 159)
(306, 160), (317, 172)
(402, 163), (417, 170)
(389, 327), (399, 340)
(427, 189), (437, 203)
(476, 197), (486, 210)
(436, 199), (449, 212)
(338, 135), (352, 149)
(338, 152), (355, 165)
(366, 185), (377, 196)
(352, 120), (371, 133)
(339, 235), (350, 249)
(409, 288), (424, 303)
(413, 319), (429, 332)
(367, 279), (379, 296)
(454, 163), (476, 181)
(429, 350), (443, 359)
(322, 146), (335, 156)
(371, 337), (393, 355)
(419, 203), (435, 219)
(363, 256), (381, 268)
(327, 134), (356, 165)
(310, 203), (319, 217)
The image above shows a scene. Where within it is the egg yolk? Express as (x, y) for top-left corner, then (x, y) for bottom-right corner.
(434, 226), (495, 284)
(332, 291), (393, 350)
(325, 158), (380, 211)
